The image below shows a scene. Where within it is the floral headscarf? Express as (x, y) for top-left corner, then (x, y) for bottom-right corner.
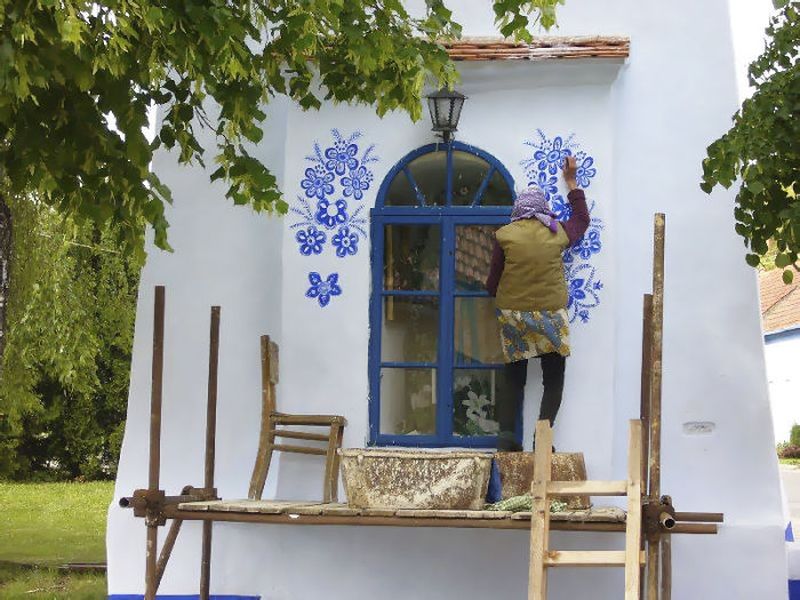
(510, 186), (559, 233)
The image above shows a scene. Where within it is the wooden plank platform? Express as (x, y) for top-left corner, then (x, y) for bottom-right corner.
(173, 499), (627, 531)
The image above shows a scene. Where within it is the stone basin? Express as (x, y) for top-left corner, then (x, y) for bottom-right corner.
(339, 448), (493, 510)
(494, 451), (590, 509)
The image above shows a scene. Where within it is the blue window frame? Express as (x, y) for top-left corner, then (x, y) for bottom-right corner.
(369, 141), (517, 447)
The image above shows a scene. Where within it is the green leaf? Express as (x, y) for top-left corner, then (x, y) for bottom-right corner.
(783, 269), (794, 284)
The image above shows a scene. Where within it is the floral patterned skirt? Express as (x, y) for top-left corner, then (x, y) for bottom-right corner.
(496, 308), (571, 363)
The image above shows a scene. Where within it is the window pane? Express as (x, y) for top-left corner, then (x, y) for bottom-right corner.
(406, 151), (447, 206)
(380, 368), (436, 435)
(480, 168), (514, 206)
(453, 369), (504, 437)
(382, 296), (439, 363)
(451, 150), (492, 206)
(454, 297), (504, 365)
(384, 169), (418, 206)
(384, 224), (440, 291)
(455, 225), (499, 291)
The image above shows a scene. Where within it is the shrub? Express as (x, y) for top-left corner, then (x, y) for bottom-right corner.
(780, 444), (800, 459)
(791, 424), (800, 448)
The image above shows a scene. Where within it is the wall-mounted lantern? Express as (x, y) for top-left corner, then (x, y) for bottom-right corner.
(425, 88), (467, 144)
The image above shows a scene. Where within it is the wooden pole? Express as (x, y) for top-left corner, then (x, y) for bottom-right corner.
(649, 214), (665, 501)
(640, 294), (653, 493)
(155, 519), (183, 589)
(640, 293), (653, 599)
(661, 535), (672, 600)
(200, 306), (221, 600)
(647, 214), (666, 600)
(145, 286), (166, 600)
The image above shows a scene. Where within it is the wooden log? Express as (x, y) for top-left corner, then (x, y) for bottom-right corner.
(149, 286), (165, 492)
(144, 286), (166, 600)
(649, 214), (666, 502)
(528, 420), (554, 600)
(200, 306), (220, 600)
(661, 535), (672, 600)
(646, 542), (659, 600)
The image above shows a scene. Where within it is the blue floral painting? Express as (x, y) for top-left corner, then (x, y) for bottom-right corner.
(291, 129), (379, 307)
(521, 130), (604, 324)
(306, 272), (342, 307)
(290, 129), (378, 259)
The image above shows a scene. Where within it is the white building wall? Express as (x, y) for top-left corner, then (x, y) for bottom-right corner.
(766, 331), (800, 444)
(109, 1), (786, 598)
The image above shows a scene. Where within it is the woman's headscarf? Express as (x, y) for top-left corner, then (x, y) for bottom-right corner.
(510, 186), (559, 233)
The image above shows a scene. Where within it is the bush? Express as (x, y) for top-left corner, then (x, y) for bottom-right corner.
(780, 444), (800, 459)
(791, 424), (800, 448)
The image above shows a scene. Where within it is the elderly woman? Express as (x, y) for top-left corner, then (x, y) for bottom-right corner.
(485, 156), (590, 451)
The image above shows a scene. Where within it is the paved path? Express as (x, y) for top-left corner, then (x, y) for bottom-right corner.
(781, 464), (800, 536)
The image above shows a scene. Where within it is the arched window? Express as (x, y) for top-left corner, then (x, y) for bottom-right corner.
(369, 142), (517, 447)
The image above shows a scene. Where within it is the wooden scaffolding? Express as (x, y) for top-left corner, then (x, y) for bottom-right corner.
(121, 214), (722, 599)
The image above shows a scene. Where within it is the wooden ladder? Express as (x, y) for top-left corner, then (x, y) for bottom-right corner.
(528, 418), (643, 600)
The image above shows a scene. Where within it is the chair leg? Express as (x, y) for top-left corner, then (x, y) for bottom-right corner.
(248, 418), (275, 500)
(323, 422), (344, 503)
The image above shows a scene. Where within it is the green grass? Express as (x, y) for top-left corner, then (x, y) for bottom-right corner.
(0, 564), (106, 599)
(780, 457), (800, 466)
(0, 481), (113, 598)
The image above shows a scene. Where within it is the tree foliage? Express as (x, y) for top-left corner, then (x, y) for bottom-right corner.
(0, 0), (563, 251)
(701, 0), (800, 283)
(0, 200), (141, 480)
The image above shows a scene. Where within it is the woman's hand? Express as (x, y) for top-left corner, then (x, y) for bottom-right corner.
(563, 156), (578, 191)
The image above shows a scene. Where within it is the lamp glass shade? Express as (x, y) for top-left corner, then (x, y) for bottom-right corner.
(426, 89), (466, 134)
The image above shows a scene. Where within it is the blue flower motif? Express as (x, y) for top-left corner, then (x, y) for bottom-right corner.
(575, 155), (597, 188)
(567, 278), (587, 308)
(342, 166), (373, 200)
(533, 136), (571, 175)
(550, 195), (572, 221)
(301, 166), (334, 200)
(295, 225), (326, 256)
(571, 229), (602, 260)
(324, 142), (359, 176)
(315, 199), (348, 229)
(332, 226), (359, 258)
(532, 171), (558, 199)
(306, 272), (342, 307)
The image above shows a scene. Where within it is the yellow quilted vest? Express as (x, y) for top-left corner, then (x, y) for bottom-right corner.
(494, 219), (569, 311)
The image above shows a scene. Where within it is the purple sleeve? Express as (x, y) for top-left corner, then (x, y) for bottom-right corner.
(485, 240), (505, 297)
(562, 188), (590, 245)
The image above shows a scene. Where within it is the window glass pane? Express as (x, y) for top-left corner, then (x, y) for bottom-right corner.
(384, 224), (440, 291)
(451, 151), (492, 206)
(406, 151), (447, 206)
(380, 368), (436, 435)
(382, 296), (439, 363)
(480, 168), (514, 206)
(454, 297), (504, 365)
(453, 368), (505, 437)
(384, 169), (417, 206)
(455, 225), (499, 291)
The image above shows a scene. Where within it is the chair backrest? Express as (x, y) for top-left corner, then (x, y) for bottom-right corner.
(260, 334), (279, 415)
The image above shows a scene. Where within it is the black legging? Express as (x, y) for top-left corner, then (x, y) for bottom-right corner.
(496, 353), (566, 449)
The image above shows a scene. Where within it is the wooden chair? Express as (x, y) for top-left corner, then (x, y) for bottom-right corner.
(248, 335), (346, 503)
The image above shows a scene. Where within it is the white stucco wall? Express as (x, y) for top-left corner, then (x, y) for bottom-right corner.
(766, 331), (800, 445)
(108, 1), (786, 598)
